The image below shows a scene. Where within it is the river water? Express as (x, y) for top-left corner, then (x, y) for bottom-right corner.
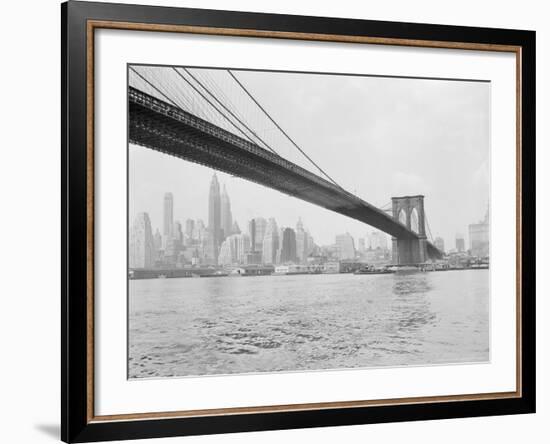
(128, 270), (489, 378)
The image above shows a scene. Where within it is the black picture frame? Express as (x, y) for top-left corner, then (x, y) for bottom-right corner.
(62, 1), (536, 442)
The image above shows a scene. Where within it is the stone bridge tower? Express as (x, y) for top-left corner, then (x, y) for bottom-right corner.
(391, 195), (428, 265)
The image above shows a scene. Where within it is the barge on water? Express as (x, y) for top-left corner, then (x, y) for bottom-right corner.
(354, 265), (394, 275)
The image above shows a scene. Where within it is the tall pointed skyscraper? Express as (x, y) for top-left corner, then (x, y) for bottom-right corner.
(220, 184), (232, 240)
(207, 174), (221, 264)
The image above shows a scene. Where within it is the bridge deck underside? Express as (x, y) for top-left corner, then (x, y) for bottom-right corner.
(128, 87), (442, 259)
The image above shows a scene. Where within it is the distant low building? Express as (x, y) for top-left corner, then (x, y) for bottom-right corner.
(322, 261), (341, 274)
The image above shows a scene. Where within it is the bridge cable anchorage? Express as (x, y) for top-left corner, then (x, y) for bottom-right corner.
(181, 68), (280, 156)
(227, 70), (344, 190)
(170, 68), (269, 148)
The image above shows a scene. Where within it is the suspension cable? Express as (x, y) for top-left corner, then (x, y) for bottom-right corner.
(170, 67), (267, 146)
(227, 70), (343, 189)
(131, 67), (222, 127)
(182, 68), (279, 156)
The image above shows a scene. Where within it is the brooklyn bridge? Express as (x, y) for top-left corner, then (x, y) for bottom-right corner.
(128, 66), (443, 265)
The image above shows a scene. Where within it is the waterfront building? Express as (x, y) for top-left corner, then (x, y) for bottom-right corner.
(322, 261), (341, 274)
(335, 233), (356, 260)
(262, 218), (279, 265)
(163, 192), (173, 248)
(129, 212), (155, 268)
(434, 236), (445, 253)
(280, 228), (297, 264)
(207, 174), (221, 264)
(273, 264), (311, 275)
(220, 184), (232, 240)
(469, 206), (490, 257)
(455, 234), (465, 253)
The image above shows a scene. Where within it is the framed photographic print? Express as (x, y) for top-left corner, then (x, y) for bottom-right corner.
(61, 1), (536, 442)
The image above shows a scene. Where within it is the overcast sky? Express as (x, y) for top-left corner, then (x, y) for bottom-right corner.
(129, 67), (490, 248)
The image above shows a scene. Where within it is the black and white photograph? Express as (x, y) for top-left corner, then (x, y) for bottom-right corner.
(128, 65), (491, 379)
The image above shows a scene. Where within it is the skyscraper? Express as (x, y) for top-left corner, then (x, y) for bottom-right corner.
(235, 233), (251, 264)
(280, 228), (297, 264)
(220, 184), (232, 240)
(262, 218), (279, 265)
(253, 217), (267, 252)
(335, 233), (356, 260)
(129, 212), (155, 268)
(173, 221), (183, 245)
(455, 233), (465, 253)
(163, 192), (174, 248)
(207, 174), (221, 264)
(295, 218), (308, 264)
(248, 219), (256, 250)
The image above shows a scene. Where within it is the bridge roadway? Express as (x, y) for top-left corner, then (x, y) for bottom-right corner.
(128, 87), (442, 259)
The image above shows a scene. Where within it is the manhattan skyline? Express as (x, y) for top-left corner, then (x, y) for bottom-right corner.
(129, 172), (399, 271)
(129, 161), (393, 253)
(130, 142), (488, 251)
